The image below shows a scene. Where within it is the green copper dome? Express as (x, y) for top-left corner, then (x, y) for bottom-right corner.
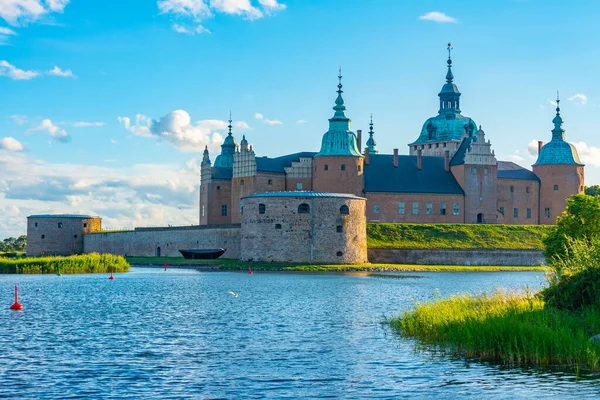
(410, 44), (478, 146)
(214, 113), (238, 168)
(316, 70), (361, 157)
(366, 114), (378, 154)
(535, 99), (583, 166)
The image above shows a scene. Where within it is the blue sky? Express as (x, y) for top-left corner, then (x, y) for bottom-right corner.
(1, 0), (599, 237)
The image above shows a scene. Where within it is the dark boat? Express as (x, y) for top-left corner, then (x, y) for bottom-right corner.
(179, 248), (226, 260)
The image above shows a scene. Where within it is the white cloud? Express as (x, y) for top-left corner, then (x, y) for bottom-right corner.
(10, 114), (27, 125)
(119, 110), (242, 153)
(110, 139), (117, 144)
(210, 0), (263, 20)
(158, 0), (212, 19)
(0, 0), (70, 26)
(527, 139), (540, 158)
(0, 60), (40, 80)
(572, 142), (600, 168)
(0, 26), (17, 35)
(71, 121), (105, 128)
(0, 137), (24, 152)
(296, 119), (307, 124)
(548, 99), (557, 107)
(47, 65), (76, 78)
(27, 119), (71, 143)
(568, 93), (588, 105)
(258, 0), (285, 12)
(255, 112), (282, 125)
(172, 23), (211, 34)
(418, 11), (457, 23)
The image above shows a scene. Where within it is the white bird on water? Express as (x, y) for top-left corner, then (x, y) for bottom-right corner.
(228, 291), (238, 298)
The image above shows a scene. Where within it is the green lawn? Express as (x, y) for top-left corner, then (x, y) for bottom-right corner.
(367, 223), (550, 250)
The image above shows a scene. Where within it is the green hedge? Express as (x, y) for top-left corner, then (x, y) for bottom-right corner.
(0, 253), (130, 274)
(367, 223), (550, 250)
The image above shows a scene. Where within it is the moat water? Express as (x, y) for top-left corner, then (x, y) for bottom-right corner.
(1, 268), (599, 398)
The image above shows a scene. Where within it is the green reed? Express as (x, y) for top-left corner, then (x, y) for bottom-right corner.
(391, 290), (600, 371)
(0, 253), (130, 274)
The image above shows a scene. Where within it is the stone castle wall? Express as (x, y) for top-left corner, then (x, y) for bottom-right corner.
(241, 194), (367, 264)
(83, 225), (241, 258)
(27, 216), (101, 256)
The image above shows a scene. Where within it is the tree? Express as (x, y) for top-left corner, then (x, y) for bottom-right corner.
(585, 185), (600, 196)
(0, 235), (27, 252)
(543, 194), (600, 261)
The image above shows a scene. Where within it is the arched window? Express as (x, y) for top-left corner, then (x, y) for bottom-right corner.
(341, 164), (346, 171)
(336, 251), (343, 257)
(259, 204), (266, 214)
(340, 205), (349, 215)
(298, 203), (310, 214)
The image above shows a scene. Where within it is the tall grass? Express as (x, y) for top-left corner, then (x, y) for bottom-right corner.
(391, 290), (600, 370)
(0, 253), (130, 274)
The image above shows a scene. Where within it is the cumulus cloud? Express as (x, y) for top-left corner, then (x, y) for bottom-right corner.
(27, 119), (71, 143)
(572, 142), (600, 167)
(527, 139), (540, 158)
(0, 137), (24, 152)
(172, 23), (211, 34)
(47, 65), (76, 78)
(0, 0), (70, 26)
(418, 11), (457, 23)
(255, 112), (283, 125)
(118, 110), (241, 152)
(0, 60), (40, 80)
(568, 93), (588, 105)
(258, 0), (286, 12)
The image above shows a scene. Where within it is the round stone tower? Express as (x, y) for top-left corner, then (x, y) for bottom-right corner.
(312, 70), (364, 196)
(533, 96), (584, 224)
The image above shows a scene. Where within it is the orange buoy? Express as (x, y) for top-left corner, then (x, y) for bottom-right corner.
(9, 285), (23, 310)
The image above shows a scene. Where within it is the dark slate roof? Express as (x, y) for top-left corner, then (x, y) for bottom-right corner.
(256, 152), (317, 174)
(449, 136), (473, 166)
(28, 214), (98, 219)
(243, 192), (365, 200)
(497, 161), (540, 181)
(364, 154), (464, 195)
(211, 167), (233, 180)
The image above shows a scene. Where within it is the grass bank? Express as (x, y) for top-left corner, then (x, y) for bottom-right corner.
(367, 223), (549, 250)
(127, 257), (545, 272)
(0, 253), (130, 274)
(391, 291), (600, 371)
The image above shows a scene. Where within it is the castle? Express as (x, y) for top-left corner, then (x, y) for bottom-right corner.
(200, 45), (584, 226)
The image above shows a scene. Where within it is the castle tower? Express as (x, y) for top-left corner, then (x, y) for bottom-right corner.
(533, 94), (584, 224)
(199, 146), (211, 225)
(312, 69), (364, 196)
(409, 43), (477, 157)
(366, 114), (379, 154)
(231, 134), (258, 223)
(214, 112), (238, 168)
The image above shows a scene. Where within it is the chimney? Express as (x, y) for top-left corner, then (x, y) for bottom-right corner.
(538, 141), (543, 155)
(364, 147), (370, 165)
(357, 129), (362, 151)
(417, 149), (422, 170)
(444, 150), (450, 172)
(393, 149), (399, 168)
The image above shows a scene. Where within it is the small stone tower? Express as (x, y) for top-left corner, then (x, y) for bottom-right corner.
(313, 70), (364, 196)
(199, 145), (211, 225)
(533, 95), (584, 224)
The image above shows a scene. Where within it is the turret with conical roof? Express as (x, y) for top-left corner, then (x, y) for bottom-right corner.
(366, 114), (378, 154)
(214, 112), (238, 168)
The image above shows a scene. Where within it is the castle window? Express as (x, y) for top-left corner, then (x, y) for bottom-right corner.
(58, 222), (63, 228)
(268, 179), (273, 185)
(510, 186), (514, 193)
(202, 205), (205, 217)
(336, 226), (343, 233)
(340, 205), (349, 215)
(35, 222), (38, 227)
(83, 223), (87, 228)
(440, 202), (447, 215)
(357, 165), (361, 172)
(412, 202), (419, 215)
(221, 205), (228, 217)
(240, 179), (244, 186)
(428, 144), (432, 149)
(74, 235), (78, 239)
(398, 201), (405, 215)
(275, 224), (282, 230)
(259, 204), (266, 214)
(336, 251), (343, 257)
(217, 186), (220, 190)
(526, 187), (530, 194)
(554, 185), (559, 191)
(484, 168), (488, 175)
(41, 235), (45, 239)
(443, 143), (447, 148)
(296, 182), (303, 190)
(499, 207), (505, 216)
(298, 203), (310, 214)
(472, 168), (477, 175)
(373, 204), (380, 214)
(436, 143), (439, 148)
(453, 202), (460, 216)
(341, 164), (346, 171)
(514, 208), (519, 218)
(545, 208), (551, 218)
(324, 165), (328, 171)
(426, 202), (433, 215)
(527, 208), (532, 219)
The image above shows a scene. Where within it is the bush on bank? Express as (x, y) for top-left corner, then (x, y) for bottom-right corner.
(0, 253), (130, 274)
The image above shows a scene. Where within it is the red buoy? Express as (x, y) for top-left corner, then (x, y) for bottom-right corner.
(164, 261), (167, 271)
(248, 267), (253, 275)
(109, 269), (115, 280)
(9, 285), (23, 310)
